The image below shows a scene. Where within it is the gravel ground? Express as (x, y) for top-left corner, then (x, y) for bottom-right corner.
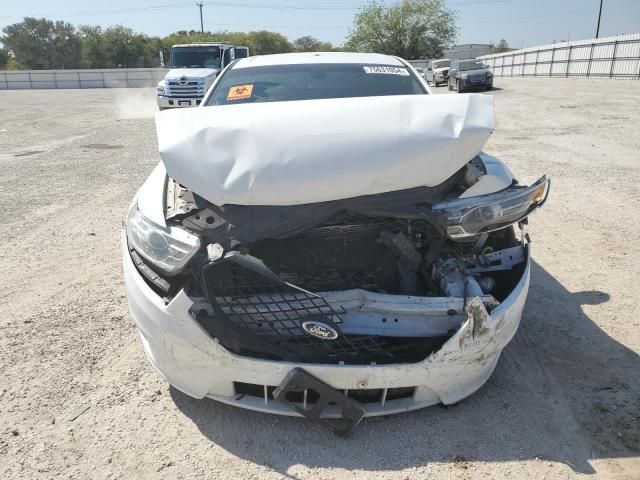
(0, 78), (639, 479)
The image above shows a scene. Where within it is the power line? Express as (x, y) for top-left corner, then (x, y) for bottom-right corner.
(0, 0), (361, 20)
(0, 3), (194, 19)
(466, 10), (593, 24)
(202, 1), (358, 11)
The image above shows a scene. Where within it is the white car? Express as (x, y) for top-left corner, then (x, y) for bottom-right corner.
(123, 52), (549, 434)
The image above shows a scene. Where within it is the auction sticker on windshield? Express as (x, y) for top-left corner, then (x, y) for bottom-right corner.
(363, 66), (409, 76)
(227, 84), (254, 101)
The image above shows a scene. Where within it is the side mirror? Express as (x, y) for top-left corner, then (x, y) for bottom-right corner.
(222, 48), (234, 67)
(235, 47), (250, 59)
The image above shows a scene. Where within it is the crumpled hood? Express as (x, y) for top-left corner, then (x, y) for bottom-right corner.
(156, 94), (494, 206)
(165, 67), (219, 80)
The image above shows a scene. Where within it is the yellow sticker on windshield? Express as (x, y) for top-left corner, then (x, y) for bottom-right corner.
(227, 84), (253, 101)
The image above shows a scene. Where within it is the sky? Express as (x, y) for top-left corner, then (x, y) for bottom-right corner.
(1, 0), (639, 49)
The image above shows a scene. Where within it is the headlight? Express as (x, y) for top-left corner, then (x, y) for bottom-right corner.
(157, 85), (165, 94)
(461, 74), (468, 80)
(126, 203), (201, 275)
(434, 176), (550, 239)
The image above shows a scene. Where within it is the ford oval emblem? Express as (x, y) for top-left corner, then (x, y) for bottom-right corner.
(179, 76), (188, 85)
(302, 320), (339, 340)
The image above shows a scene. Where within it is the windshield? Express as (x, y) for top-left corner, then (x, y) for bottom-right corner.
(206, 63), (426, 106)
(433, 60), (450, 69)
(459, 61), (486, 71)
(171, 46), (221, 69)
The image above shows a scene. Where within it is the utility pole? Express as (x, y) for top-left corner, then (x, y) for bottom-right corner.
(596, 0), (604, 38)
(197, 2), (204, 33)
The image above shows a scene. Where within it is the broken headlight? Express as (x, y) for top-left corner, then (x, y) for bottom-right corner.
(126, 203), (201, 275)
(434, 175), (550, 239)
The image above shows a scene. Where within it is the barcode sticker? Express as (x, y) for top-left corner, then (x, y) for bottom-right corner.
(363, 66), (410, 76)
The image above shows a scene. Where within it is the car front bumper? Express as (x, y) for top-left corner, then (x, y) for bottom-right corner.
(461, 77), (493, 89)
(433, 72), (447, 83)
(156, 95), (203, 108)
(122, 230), (530, 417)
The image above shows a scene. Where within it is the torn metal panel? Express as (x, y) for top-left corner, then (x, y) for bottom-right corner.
(156, 94), (494, 206)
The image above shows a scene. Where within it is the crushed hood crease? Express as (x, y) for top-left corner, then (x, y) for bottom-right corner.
(156, 94), (494, 206)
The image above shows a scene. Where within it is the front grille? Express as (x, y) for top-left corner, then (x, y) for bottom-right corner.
(469, 74), (486, 82)
(197, 253), (448, 365)
(234, 382), (416, 405)
(166, 80), (205, 98)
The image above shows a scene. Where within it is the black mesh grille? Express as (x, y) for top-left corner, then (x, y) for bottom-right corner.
(249, 217), (441, 293)
(250, 223), (398, 292)
(198, 253), (447, 365)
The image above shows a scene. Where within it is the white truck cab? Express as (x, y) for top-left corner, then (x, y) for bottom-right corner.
(156, 43), (249, 110)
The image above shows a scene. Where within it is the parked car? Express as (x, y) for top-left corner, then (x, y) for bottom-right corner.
(448, 59), (493, 92)
(425, 58), (450, 86)
(123, 52), (548, 434)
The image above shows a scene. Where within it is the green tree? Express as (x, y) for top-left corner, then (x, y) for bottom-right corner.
(5, 57), (23, 70)
(0, 47), (9, 69)
(78, 25), (107, 68)
(246, 31), (293, 55)
(1, 17), (81, 69)
(101, 26), (147, 67)
(345, 0), (457, 59)
(162, 30), (217, 51)
(161, 30), (293, 58)
(141, 35), (163, 67)
(293, 35), (333, 52)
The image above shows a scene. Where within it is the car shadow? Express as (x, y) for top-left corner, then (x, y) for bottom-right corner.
(171, 259), (638, 476)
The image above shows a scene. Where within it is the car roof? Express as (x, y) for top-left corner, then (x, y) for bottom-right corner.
(233, 52), (405, 69)
(172, 43), (232, 48)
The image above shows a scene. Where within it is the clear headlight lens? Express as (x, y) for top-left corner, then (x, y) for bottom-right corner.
(157, 85), (165, 94)
(126, 203), (200, 275)
(461, 74), (469, 79)
(434, 176), (550, 239)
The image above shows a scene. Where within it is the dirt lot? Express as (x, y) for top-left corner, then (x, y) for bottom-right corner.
(0, 78), (639, 479)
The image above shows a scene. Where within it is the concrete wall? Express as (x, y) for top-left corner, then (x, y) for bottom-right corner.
(479, 33), (640, 79)
(0, 68), (167, 90)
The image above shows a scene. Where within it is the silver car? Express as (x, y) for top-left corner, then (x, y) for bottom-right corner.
(425, 58), (451, 87)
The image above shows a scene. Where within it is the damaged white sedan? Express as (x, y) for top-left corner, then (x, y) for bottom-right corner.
(122, 52), (549, 434)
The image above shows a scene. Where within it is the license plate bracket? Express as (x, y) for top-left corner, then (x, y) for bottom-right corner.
(273, 368), (366, 436)
(178, 100), (191, 106)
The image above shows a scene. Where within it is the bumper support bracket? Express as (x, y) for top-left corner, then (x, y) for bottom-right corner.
(273, 368), (366, 436)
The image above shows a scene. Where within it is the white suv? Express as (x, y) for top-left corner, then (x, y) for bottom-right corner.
(425, 58), (451, 86)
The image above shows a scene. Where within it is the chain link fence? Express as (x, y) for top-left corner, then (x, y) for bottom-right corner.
(479, 33), (640, 79)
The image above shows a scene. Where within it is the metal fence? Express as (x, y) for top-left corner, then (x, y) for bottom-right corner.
(0, 68), (166, 90)
(478, 33), (640, 79)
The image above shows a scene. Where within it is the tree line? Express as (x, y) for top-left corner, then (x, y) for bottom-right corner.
(0, 0), (458, 70)
(0, 18), (338, 70)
